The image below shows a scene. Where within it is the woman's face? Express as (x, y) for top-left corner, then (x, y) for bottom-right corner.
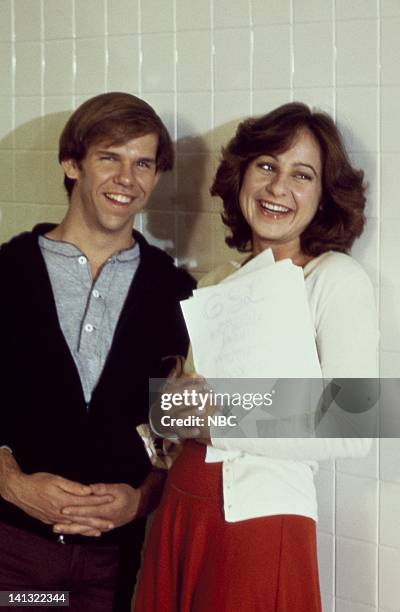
(239, 128), (323, 261)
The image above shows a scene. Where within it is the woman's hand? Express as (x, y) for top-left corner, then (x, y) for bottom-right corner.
(150, 372), (215, 442)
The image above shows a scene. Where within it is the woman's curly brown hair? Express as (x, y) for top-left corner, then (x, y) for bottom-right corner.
(211, 102), (366, 255)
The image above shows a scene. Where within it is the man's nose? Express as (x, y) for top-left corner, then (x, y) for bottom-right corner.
(115, 163), (134, 186)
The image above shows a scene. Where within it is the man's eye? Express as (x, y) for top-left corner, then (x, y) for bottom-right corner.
(137, 160), (154, 170)
(99, 155), (116, 161)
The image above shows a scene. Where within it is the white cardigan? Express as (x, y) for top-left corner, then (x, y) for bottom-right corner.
(190, 251), (378, 522)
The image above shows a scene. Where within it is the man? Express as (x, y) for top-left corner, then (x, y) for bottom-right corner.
(0, 92), (195, 611)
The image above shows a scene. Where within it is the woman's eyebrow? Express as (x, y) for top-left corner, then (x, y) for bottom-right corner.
(292, 162), (318, 177)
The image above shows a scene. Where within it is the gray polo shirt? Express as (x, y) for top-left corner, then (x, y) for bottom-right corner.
(39, 235), (140, 404)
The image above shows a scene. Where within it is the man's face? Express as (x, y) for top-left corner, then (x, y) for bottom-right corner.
(62, 133), (160, 237)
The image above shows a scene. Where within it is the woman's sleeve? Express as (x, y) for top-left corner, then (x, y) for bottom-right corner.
(211, 262), (378, 461)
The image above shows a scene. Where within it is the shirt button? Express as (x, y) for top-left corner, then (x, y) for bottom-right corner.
(92, 290), (100, 299)
(84, 323), (94, 333)
(78, 256), (87, 265)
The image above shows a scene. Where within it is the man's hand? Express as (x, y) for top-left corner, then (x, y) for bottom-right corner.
(0, 449), (114, 534)
(53, 471), (166, 537)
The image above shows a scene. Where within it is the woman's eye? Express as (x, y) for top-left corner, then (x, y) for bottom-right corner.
(257, 162), (274, 172)
(295, 173), (312, 181)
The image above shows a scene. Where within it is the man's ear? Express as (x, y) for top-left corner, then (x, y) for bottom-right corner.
(61, 159), (80, 180)
(153, 170), (161, 187)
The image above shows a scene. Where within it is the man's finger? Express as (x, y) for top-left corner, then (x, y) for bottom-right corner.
(53, 523), (102, 536)
(55, 477), (92, 496)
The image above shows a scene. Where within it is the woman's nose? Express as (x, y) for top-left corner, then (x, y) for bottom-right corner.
(266, 172), (287, 196)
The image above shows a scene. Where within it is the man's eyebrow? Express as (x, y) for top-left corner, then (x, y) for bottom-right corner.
(293, 162), (318, 177)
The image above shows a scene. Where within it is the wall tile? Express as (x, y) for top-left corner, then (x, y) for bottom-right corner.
(315, 467), (335, 534)
(14, 96), (42, 150)
(336, 20), (378, 86)
(44, 40), (73, 96)
(380, 439), (400, 483)
(379, 546), (400, 610)
(337, 440), (378, 480)
(381, 0), (400, 17)
(15, 42), (42, 96)
(0, 203), (65, 242)
(141, 0), (174, 33)
(380, 284), (400, 351)
(380, 481), (400, 547)
(107, 0), (138, 35)
(43, 0), (73, 39)
(107, 35), (139, 92)
(0, 43), (12, 95)
(336, 599), (376, 612)
(252, 89), (292, 115)
(75, 38), (106, 95)
(15, 151), (45, 203)
(0, 97), (12, 148)
(214, 29), (251, 90)
(177, 92), (213, 151)
(176, 153), (215, 212)
(213, 91), (251, 150)
(15, 0), (41, 41)
(251, 0), (291, 25)
(213, 0), (250, 28)
(176, 0), (211, 30)
(177, 31), (211, 92)
(293, 0), (333, 22)
(141, 210), (176, 256)
(380, 218), (400, 286)
(381, 153), (400, 219)
(336, 538), (377, 605)
(336, 87), (378, 152)
(293, 22), (333, 88)
(141, 92), (175, 138)
(0, 151), (13, 201)
(176, 211), (216, 272)
(43, 151), (65, 205)
(292, 87), (334, 113)
(336, 473), (378, 542)
(43, 97), (73, 149)
(253, 25), (291, 89)
(381, 86), (400, 152)
(141, 33), (175, 92)
(336, 0), (378, 19)
(75, 0), (105, 38)
(0, 0), (12, 42)
(349, 152), (378, 218)
(380, 352), (400, 378)
(350, 217), (379, 286)
(381, 19), (400, 85)
(317, 532), (335, 595)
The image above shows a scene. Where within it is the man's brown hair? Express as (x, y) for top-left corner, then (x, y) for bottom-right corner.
(59, 92), (174, 198)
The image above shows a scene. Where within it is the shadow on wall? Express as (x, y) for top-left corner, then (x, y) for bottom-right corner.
(0, 111), (71, 244)
(0, 108), (245, 275)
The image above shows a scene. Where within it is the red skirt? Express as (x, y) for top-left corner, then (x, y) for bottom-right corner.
(134, 441), (322, 612)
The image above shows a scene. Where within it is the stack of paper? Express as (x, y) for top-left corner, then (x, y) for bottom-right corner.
(180, 249), (322, 379)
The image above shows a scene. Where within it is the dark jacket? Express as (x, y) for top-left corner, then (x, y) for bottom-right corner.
(0, 224), (195, 544)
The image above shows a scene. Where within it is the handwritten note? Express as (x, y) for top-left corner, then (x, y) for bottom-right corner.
(180, 255), (321, 379)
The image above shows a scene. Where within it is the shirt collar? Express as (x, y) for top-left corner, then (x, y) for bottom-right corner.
(38, 235), (140, 262)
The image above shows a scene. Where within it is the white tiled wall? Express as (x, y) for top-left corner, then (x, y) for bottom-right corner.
(0, 1), (399, 609)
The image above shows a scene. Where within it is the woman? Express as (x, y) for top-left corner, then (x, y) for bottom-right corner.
(134, 103), (378, 611)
